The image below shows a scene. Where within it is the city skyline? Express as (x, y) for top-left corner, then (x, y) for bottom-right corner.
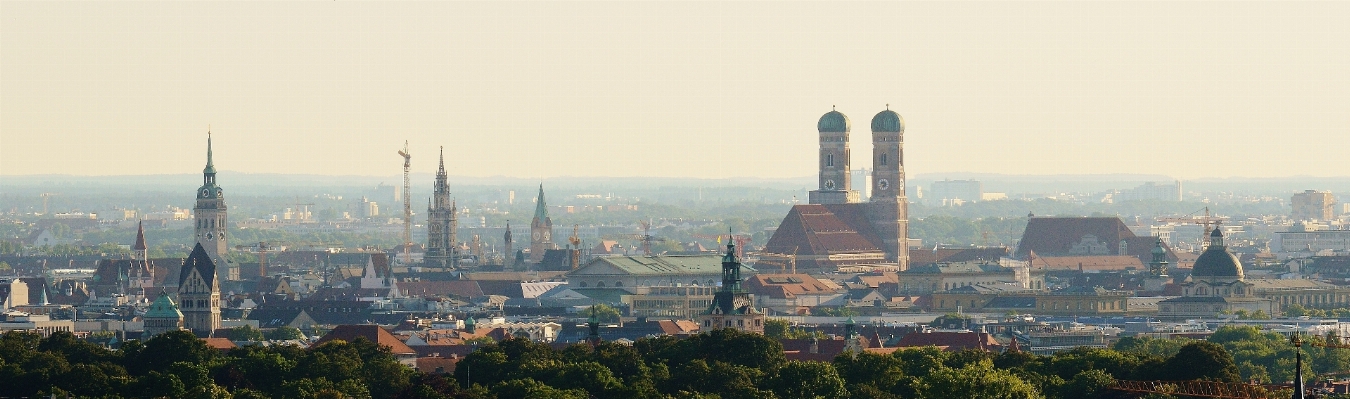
(3, 2), (1348, 179)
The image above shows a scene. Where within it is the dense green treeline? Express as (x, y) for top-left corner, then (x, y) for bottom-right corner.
(7, 326), (1342, 399)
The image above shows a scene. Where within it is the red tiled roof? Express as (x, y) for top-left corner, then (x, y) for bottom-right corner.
(744, 274), (839, 299)
(1015, 217), (1136, 257)
(765, 204), (890, 268)
(416, 356), (460, 374)
(910, 247), (1010, 265)
(313, 325), (416, 355)
(395, 281), (484, 299)
(202, 338), (237, 351)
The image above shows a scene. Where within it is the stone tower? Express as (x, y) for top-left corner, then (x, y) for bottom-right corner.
(698, 238), (764, 333)
(178, 243), (221, 335)
(425, 148), (458, 268)
(530, 184), (554, 263)
(869, 108), (910, 269)
(809, 108), (860, 204)
(193, 133), (230, 280)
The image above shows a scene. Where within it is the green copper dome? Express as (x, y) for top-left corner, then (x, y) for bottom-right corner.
(145, 292), (183, 319)
(818, 110), (850, 133)
(1191, 230), (1243, 279)
(871, 109), (904, 133)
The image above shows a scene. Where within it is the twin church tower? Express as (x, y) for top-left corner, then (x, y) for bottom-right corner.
(765, 107), (911, 270)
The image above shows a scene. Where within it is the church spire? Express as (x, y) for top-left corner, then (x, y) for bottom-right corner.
(437, 146), (446, 177)
(534, 184), (549, 221)
(133, 221), (148, 261)
(204, 130), (216, 176)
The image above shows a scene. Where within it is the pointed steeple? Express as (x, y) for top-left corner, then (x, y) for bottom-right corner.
(533, 184), (549, 222)
(133, 221), (148, 251)
(437, 146), (446, 177)
(204, 131), (216, 175)
(504, 222), (512, 243)
(39, 284), (49, 306)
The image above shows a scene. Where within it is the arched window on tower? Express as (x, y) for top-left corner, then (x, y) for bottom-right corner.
(826, 154), (834, 167)
(880, 153), (888, 166)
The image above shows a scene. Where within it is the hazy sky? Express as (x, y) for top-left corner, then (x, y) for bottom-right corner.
(3, 2), (1347, 180)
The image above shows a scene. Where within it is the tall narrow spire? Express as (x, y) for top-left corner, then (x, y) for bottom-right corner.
(204, 130), (216, 175)
(437, 146), (446, 176)
(534, 184), (549, 221)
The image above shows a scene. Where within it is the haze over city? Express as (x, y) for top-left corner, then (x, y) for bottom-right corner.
(4, 2), (1348, 179)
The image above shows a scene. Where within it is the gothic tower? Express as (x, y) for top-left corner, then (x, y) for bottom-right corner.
(193, 133), (230, 280)
(425, 148), (457, 268)
(809, 108), (861, 204)
(868, 108), (910, 269)
(178, 244), (221, 335)
(530, 184), (554, 263)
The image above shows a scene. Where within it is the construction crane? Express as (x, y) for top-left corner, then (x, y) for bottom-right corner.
(1157, 206), (1228, 250)
(397, 142), (413, 264)
(234, 242), (272, 278)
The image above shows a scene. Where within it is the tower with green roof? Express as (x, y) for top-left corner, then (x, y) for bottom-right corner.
(193, 132), (231, 280)
(697, 237), (764, 333)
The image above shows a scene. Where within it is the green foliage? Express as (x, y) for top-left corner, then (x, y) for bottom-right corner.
(765, 360), (847, 399)
(585, 304), (622, 323)
(914, 359), (1043, 399)
(230, 325), (265, 342)
(11, 324), (1350, 399)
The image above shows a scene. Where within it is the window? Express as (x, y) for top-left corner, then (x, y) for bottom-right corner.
(579, 282), (588, 288)
(880, 153), (888, 166)
(826, 154), (834, 167)
(596, 282), (606, 287)
(615, 281), (623, 287)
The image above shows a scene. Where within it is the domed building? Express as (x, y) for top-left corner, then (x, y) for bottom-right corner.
(1158, 229), (1274, 319)
(142, 291), (184, 337)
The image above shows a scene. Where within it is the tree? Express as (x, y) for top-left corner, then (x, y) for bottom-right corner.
(1163, 341), (1241, 383)
(131, 330), (218, 375)
(915, 360), (1043, 399)
(1059, 369), (1114, 399)
(491, 378), (588, 399)
(764, 319), (789, 339)
(585, 304), (622, 324)
(765, 360), (848, 399)
(833, 351), (905, 392)
(230, 325), (265, 341)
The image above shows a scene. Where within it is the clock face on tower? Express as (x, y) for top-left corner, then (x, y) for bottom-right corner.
(825, 180), (835, 190)
(878, 179), (890, 190)
(543, 232), (551, 241)
(533, 232), (541, 240)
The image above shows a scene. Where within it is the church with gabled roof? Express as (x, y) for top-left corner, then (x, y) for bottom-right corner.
(764, 107), (911, 270)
